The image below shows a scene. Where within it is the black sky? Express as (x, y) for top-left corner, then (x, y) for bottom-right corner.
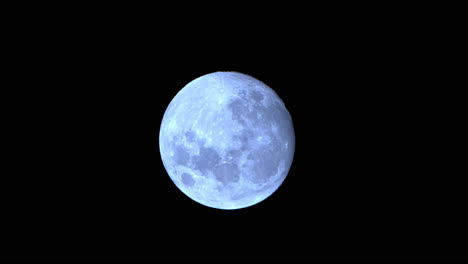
(2, 3), (465, 262)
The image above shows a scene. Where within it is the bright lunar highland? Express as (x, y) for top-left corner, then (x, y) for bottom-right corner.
(159, 72), (295, 209)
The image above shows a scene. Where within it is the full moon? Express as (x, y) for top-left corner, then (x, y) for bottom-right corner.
(159, 72), (295, 210)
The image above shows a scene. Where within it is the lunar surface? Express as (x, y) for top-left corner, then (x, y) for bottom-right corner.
(159, 72), (295, 209)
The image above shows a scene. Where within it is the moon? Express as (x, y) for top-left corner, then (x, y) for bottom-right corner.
(159, 72), (295, 210)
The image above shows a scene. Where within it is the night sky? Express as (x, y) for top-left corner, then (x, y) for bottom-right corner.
(2, 3), (465, 261)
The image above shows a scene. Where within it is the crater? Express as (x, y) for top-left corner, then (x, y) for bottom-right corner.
(214, 163), (240, 184)
(181, 173), (195, 187)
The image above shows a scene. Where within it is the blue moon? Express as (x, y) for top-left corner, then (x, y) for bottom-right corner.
(159, 72), (295, 209)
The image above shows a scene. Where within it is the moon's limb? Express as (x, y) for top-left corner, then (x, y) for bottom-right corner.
(159, 71), (295, 210)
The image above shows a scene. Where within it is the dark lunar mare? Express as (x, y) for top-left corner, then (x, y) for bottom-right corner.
(181, 173), (195, 186)
(227, 93), (294, 185)
(173, 130), (242, 185)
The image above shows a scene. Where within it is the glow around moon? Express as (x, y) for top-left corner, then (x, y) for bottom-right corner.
(159, 72), (295, 210)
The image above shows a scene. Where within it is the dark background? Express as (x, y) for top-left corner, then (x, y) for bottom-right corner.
(2, 3), (465, 261)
